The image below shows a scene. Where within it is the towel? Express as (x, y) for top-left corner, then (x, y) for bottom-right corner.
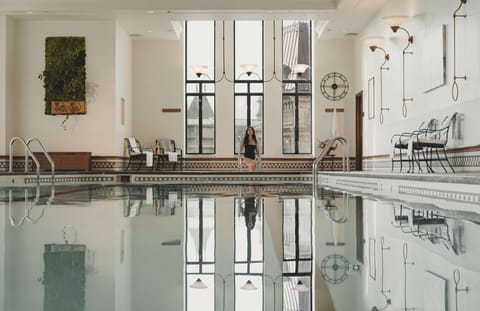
(168, 152), (178, 162)
(128, 138), (140, 153)
(330, 108), (338, 138)
(146, 187), (153, 205)
(145, 151), (153, 166)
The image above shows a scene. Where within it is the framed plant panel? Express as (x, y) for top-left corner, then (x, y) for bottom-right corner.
(41, 36), (86, 115)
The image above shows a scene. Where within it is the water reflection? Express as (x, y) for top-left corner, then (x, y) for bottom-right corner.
(0, 183), (479, 311)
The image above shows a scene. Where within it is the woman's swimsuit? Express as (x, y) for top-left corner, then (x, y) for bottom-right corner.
(244, 144), (256, 160)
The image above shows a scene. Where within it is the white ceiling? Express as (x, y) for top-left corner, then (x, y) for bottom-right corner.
(0, 0), (389, 40)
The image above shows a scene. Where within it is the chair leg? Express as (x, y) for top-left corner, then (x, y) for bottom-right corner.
(126, 158), (132, 171)
(441, 147), (455, 173)
(399, 150), (403, 172)
(421, 149), (434, 173)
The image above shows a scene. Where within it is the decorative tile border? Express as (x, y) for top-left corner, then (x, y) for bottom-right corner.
(398, 185), (480, 204)
(335, 179), (381, 191)
(24, 176), (116, 184)
(132, 175), (312, 184)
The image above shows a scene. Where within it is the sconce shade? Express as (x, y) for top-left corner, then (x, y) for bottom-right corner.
(240, 64), (258, 76)
(383, 15), (407, 32)
(190, 278), (208, 289)
(364, 36), (384, 52)
(191, 65), (208, 77)
(292, 64), (310, 75)
(293, 280), (309, 292)
(240, 280), (258, 290)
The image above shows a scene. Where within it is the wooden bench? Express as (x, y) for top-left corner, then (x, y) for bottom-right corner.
(34, 152), (91, 171)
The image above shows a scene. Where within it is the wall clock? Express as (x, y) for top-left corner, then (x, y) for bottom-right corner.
(320, 72), (349, 101)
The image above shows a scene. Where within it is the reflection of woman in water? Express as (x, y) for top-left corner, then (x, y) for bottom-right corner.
(239, 127), (259, 172)
(242, 186), (258, 230)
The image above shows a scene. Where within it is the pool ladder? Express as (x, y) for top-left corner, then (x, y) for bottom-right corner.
(8, 137), (55, 183)
(312, 136), (349, 193)
(8, 185), (55, 227)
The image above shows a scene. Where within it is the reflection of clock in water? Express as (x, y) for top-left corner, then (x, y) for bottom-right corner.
(320, 72), (349, 101)
(320, 254), (355, 284)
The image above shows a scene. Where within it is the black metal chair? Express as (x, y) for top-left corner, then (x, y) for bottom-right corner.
(410, 113), (458, 173)
(391, 119), (437, 173)
(125, 138), (151, 171)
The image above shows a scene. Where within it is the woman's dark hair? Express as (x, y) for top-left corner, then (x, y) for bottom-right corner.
(244, 126), (257, 144)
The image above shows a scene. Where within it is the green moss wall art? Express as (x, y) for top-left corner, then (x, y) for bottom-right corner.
(39, 36), (86, 129)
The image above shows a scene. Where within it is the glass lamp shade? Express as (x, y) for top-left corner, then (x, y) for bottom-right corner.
(363, 36), (384, 51)
(191, 65), (208, 77)
(240, 64), (258, 76)
(240, 280), (258, 290)
(190, 278), (208, 289)
(292, 64), (310, 75)
(382, 16), (407, 31)
(293, 280), (309, 292)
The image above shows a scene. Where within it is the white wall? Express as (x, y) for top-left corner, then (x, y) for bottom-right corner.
(132, 39), (184, 152)
(115, 23), (133, 156)
(356, 0), (480, 158)
(0, 16), (6, 156)
(9, 20), (118, 156)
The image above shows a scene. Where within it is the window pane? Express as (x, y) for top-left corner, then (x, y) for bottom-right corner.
(187, 274), (215, 311)
(235, 96), (248, 152)
(186, 96), (200, 153)
(202, 96), (215, 154)
(250, 96), (263, 147)
(235, 21), (263, 80)
(282, 96), (296, 154)
(186, 21), (215, 80)
(235, 83), (248, 93)
(298, 96), (311, 154)
(235, 275), (263, 311)
(250, 83), (263, 93)
(282, 20), (311, 81)
(298, 83), (311, 93)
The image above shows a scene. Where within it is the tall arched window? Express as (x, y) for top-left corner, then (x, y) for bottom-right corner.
(185, 21), (216, 154)
(282, 20), (312, 154)
(234, 21), (264, 154)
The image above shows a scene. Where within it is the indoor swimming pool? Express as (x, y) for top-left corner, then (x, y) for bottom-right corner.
(0, 181), (479, 311)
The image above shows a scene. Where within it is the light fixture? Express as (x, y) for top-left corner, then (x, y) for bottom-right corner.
(364, 36), (390, 124)
(371, 236), (392, 311)
(240, 279), (258, 290)
(189, 278), (208, 289)
(265, 20), (282, 82)
(383, 16), (413, 118)
(191, 65), (209, 78)
(452, 0), (467, 101)
(293, 280), (309, 292)
(402, 242), (415, 310)
(453, 269), (469, 311)
(240, 64), (258, 77)
(292, 64), (310, 77)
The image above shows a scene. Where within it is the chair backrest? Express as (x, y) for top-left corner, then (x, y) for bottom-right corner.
(125, 138), (142, 154)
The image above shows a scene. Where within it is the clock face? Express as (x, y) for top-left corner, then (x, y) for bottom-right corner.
(320, 72), (349, 101)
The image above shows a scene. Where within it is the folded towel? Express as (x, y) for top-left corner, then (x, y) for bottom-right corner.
(145, 151), (153, 166)
(128, 138), (140, 153)
(168, 152), (178, 162)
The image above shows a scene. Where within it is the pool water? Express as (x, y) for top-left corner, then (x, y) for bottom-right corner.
(1, 183), (479, 311)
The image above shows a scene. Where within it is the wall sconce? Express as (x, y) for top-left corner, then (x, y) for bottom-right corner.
(238, 63), (261, 80)
(453, 269), (469, 311)
(402, 242), (415, 311)
(365, 36), (390, 124)
(371, 236), (392, 311)
(292, 64), (310, 78)
(383, 16), (413, 118)
(452, 0), (467, 101)
(191, 65), (209, 78)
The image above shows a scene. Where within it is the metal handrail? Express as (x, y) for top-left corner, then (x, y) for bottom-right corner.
(27, 137), (55, 181)
(312, 136), (349, 199)
(9, 137), (40, 181)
